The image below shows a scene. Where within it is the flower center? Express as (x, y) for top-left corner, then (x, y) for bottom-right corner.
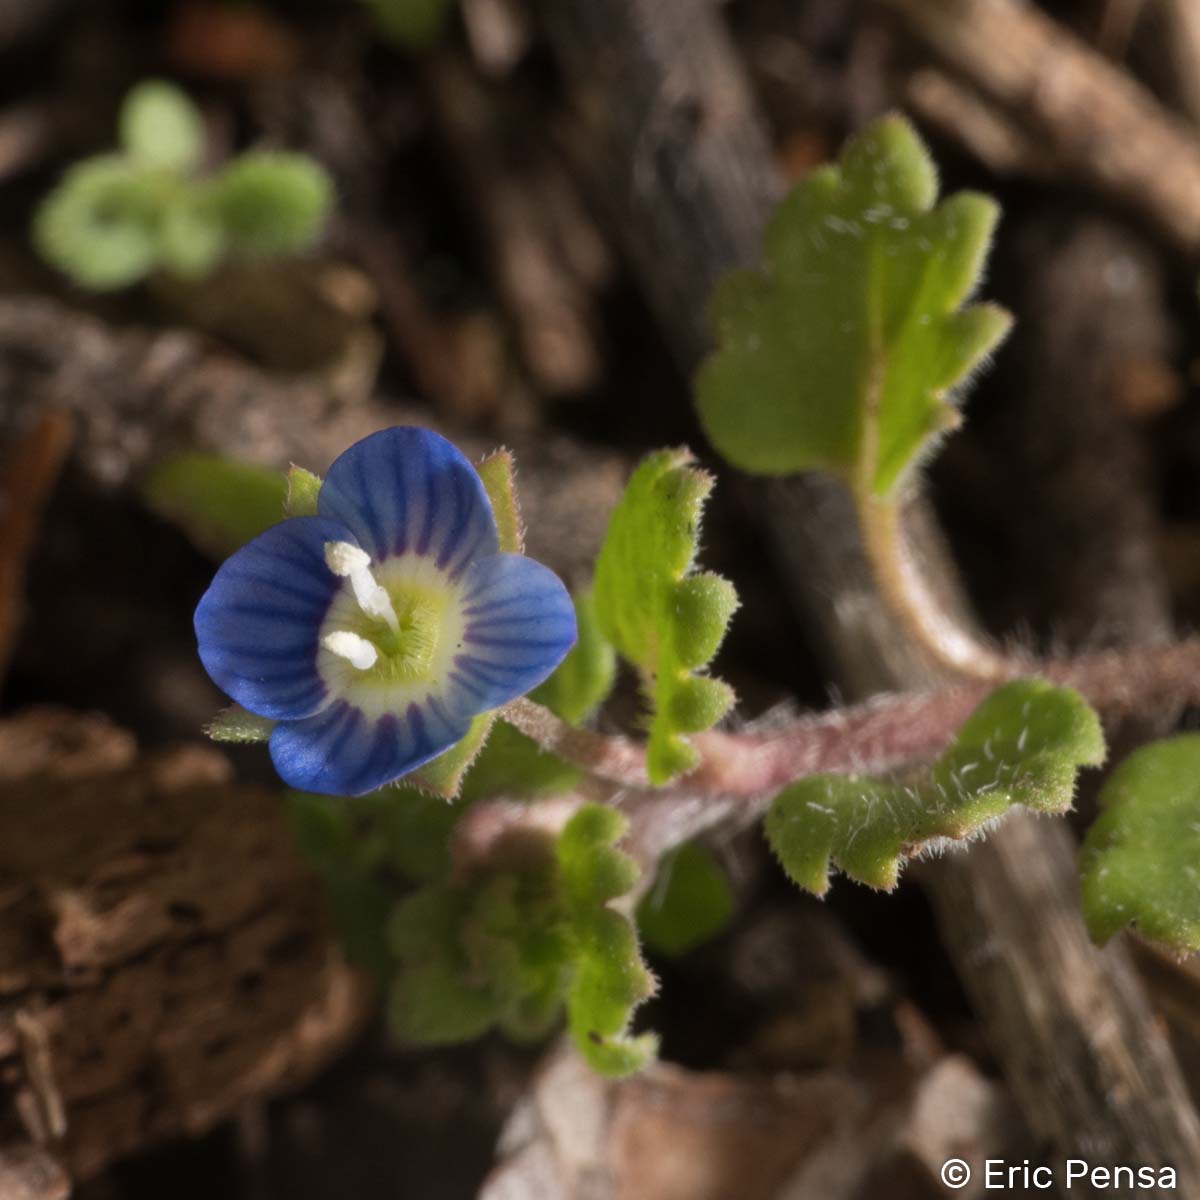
(322, 542), (447, 684)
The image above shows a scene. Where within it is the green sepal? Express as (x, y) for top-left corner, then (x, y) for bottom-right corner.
(476, 449), (523, 553)
(206, 704), (276, 744)
(410, 711), (500, 799)
(1081, 735), (1200, 954)
(284, 465), (323, 517)
(142, 452), (287, 556)
(696, 114), (1011, 496)
(594, 449), (738, 784)
(637, 841), (734, 958)
(532, 589), (616, 727)
(766, 679), (1104, 897)
(119, 79), (205, 173)
(208, 151), (333, 257)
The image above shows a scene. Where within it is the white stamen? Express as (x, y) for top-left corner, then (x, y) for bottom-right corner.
(324, 540), (399, 631)
(325, 541), (372, 576)
(322, 630), (379, 671)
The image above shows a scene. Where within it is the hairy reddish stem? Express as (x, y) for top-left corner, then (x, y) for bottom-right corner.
(503, 639), (1200, 802)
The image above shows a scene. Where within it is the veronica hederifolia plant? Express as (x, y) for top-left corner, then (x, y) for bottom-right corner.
(171, 113), (1200, 1081)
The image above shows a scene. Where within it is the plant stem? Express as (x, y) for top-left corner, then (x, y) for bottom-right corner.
(502, 637), (1200, 802)
(857, 488), (1017, 681)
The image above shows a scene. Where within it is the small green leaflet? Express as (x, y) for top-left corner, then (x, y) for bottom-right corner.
(1081, 735), (1200, 955)
(142, 453), (287, 558)
(696, 114), (1012, 496)
(119, 79), (205, 173)
(767, 680), (1104, 896)
(387, 804), (656, 1075)
(593, 449), (738, 784)
(208, 151), (333, 257)
(637, 841), (734, 957)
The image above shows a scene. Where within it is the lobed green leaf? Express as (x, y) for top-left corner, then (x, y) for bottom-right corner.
(1080, 735), (1200, 955)
(767, 680), (1104, 896)
(556, 805), (657, 1075)
(696, 114), (1011, 496)
(593, 449), (738, 784)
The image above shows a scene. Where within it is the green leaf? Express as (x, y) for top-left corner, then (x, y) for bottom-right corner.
(383, 803), (654, 1074)
(1081, 735), (1200, 954)
(388, 887), (504, 1043)
(637, 841), (734, 957)
(557, 805), (657, 1075)
(288, 792), (395, 977)
(284, 465), (323, 517)
(209, 151), (333, 257)
(158, 192), (225, 279)
(361, 0), (456, 49)
(33, 156), (161, 290)
(532, 589), (616, 726)
(119, 80), (205, 173)
(206, 704), (275, 744)
(594, 449), (738, 784)
(142, 452), (286, 556)
(696, 114), (1011, 496)
(457, 722), (580, 805)
(767, 679), (1104, 897)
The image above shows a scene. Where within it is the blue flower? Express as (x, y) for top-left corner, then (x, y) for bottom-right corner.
(194, 427), (577, 795)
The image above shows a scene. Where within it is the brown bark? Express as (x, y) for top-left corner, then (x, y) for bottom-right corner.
(880, 0), (1200, 255)
(0, 708), (369, 1184)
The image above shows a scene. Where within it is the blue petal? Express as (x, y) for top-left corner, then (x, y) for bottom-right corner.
(447, 553), (577, 717)
(269, 697), (471, 796)
(318, 427), (499, 577)
(195, 516), (349, 720)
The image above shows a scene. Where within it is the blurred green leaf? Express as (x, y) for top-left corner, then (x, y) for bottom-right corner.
(142, 452), (286, 557)
(1081, 735), (1200, 954)
(767, 680), (1104, 896)
(637, 841), (734, 957)
(158, 192), (225, 279)
(119, 79), (205, 173)
(533, 589), (616, 727)
(696, 114), (1011, 496)
(594, 449), (738, 784)
(33, 156), (161, 290)
(361, 0), (456, 49)
(210, 151), (333, 256)
(458, 722), (580, 805)
(384, 803), (654, 1075)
